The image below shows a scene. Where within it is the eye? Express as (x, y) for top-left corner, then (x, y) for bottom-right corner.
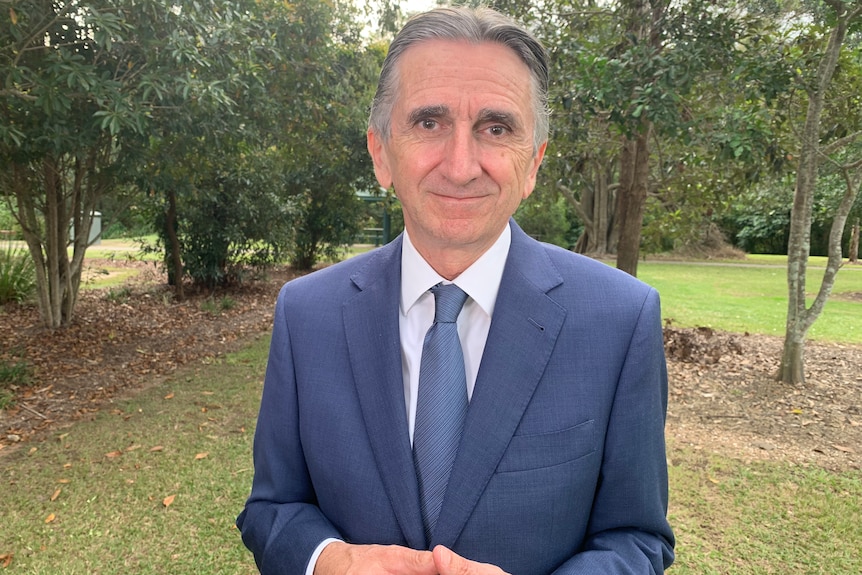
(419, 119), (438, 130)
(488, 125), (508, 136)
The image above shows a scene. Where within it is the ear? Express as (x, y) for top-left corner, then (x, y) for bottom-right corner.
(367, 129), (393, 189)
(522, 141), (548, 200)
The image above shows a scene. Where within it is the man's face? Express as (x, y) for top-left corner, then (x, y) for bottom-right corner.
(368, 39), (546, 265)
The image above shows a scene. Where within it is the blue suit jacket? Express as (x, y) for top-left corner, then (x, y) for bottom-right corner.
(238, 222), (674, 575)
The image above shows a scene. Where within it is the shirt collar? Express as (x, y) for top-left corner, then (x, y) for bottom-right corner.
(400, 223), (511, 318)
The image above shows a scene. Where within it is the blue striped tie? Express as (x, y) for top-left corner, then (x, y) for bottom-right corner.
(413, 283), (469, 542)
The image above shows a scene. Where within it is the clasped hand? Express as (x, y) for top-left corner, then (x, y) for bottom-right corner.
(315, 542), (509, 575)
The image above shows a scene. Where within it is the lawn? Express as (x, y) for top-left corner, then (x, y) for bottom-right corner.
(2, 257), (861, 573)
(638, 259), (862, 344)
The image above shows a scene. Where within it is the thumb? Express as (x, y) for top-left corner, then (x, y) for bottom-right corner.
(432, 546), (467, 575)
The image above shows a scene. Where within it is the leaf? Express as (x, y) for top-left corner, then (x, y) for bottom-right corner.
(194, 452), (209, 460)
(149, 445), (164, 452)
(105, 450), (123, 458)
(163, 494), (176, 507)
(832, 445), (854, 453)
(9, 8), (17, 25)
(0, 553), (13, 568)
(57, 478), (70, 484)
(45, 513), (56, 524)
(50, 488), (61, 502)
(164, 392), (175, 400)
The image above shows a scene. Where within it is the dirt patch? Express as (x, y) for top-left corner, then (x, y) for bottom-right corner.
(2, 260), (861, 472)
(664, 327), (861, 471)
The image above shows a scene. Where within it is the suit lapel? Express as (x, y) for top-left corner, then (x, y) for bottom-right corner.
(343, 237), (427, 549)
(432, 223), (566, 548)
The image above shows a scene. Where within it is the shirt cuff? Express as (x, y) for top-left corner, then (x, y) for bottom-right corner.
(306, 538), (342, 575)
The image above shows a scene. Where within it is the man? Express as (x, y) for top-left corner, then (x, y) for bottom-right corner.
(237, 7), (674, 575)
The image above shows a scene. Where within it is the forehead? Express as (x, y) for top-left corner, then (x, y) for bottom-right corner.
(392, 39), (533, 118)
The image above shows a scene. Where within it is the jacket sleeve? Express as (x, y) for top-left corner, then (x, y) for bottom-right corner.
(553, 288), (675, 574)
(236, 287), (342, 575)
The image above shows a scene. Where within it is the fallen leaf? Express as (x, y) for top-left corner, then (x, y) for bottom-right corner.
(125, 444), (142, 452)
(832, 444), (854, 453)
(0, 552), (13, 568)
(163, 494), (176, 507)
(50, 488), (61, 502)
(28, 447), (38, 455)
(57, 478), (70, 484)
(164, 392), (175, 400)
(194, 452), (209, 460)
(149, 445), (164, 452)
(44, 513), (56, 524)
(105, 450), (123, 458)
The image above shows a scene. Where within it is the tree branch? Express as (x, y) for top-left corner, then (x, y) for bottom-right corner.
(821, 130), (862, 155)
(0, 88), (37, 101)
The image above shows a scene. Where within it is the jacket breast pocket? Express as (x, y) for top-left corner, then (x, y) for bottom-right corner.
(495, 419), (596, 473)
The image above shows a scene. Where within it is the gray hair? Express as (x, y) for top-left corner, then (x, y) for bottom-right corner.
(368, 6), (549, 153)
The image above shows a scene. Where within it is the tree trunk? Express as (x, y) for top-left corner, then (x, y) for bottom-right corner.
(779, 7), (858, 384)
(561, 158), (617, 256)
(777, 331), (805, 384)
(164, 187), (185, 300)
(615, 124), (652, 276)
(613, 0), (664, 277)
(850, 220), (859, 264)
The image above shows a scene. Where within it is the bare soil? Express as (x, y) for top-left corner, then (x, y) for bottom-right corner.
(2, 260), (861, 471)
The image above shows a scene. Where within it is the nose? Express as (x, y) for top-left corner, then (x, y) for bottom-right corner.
(441, 125), (482, 185)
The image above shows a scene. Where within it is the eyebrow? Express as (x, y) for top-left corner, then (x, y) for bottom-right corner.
(477, 109), (523, 133)
(406, 105), (450, 125)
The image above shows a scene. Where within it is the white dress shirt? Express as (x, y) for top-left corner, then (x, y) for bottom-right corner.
(399, 225), (510, 443)
(306, 224), (511, 574)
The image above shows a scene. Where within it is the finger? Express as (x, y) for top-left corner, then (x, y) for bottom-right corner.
(432, 546), (506, 575)
(398, 547), (437, 575)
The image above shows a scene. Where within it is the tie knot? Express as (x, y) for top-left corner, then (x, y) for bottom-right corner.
(431, 283), (468, 324)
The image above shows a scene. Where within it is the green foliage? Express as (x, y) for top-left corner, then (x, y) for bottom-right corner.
(0, 201), (19, 237)
(201, 295), (236, 316)
(163, 156), (293, 289)
(0, 355), (33, 408)
(0, 359), (32, 388)
(1, 0), (262, 326)
(0, 243), (36, 304)
(105, 286), (132, 303)
(515, 191), (577, 249)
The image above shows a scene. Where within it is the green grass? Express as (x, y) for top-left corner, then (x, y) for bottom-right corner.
(639, 261), (862, 344)
(0, 338), (268, 574)
(3, 255), (862, 573)
(2, 333), (860, 574)
(667, 444), (862, 574)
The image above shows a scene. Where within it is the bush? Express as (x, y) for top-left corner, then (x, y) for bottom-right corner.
(0, 243), (36, 304)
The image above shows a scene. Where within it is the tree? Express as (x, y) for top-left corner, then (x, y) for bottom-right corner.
(0, 0), (243, 326)
(503, 0), (769, 274)
(778, 0), (862, 384)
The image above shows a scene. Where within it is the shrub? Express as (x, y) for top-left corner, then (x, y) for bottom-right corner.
(0, 243), (36, 304)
